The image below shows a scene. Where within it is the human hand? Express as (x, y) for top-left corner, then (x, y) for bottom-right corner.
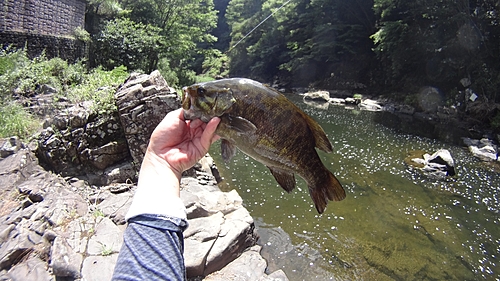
(126, 108), (220, 221)
(144, 108), (221, 181)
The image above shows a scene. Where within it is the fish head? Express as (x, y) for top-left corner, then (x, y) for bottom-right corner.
(181, 82), (236, 122)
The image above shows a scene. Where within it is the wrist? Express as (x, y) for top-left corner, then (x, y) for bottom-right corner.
(140, 150), (182, 184)
(126, 151), (186, 221)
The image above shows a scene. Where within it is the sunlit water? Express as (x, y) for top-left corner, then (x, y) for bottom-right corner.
(209, 95), (499, 280)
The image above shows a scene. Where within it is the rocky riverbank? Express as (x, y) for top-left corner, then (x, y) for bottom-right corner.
(0, 71), (289, 281)
(301, 90), (499, 163)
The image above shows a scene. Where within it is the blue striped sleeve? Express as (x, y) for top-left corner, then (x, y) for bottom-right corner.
(112, 215), (188, 281)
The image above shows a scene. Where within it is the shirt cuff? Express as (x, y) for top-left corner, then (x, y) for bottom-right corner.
(125, 188), (187, 221)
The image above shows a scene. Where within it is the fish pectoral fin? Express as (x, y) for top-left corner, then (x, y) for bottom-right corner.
(267, 167), (296, 193)
(221, 139), (237, 162)
(226, 115), (257, 134)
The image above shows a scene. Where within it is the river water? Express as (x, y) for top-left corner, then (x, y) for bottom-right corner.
(209, 94), (499, 280)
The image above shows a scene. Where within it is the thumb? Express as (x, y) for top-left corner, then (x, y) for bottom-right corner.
(200, 117), (221, 150)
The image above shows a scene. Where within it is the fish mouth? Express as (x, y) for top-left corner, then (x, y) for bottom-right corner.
(181, 86), (203, 120)
(183, 108), (202, 120)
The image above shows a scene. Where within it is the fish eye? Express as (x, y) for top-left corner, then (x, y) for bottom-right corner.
(198, 88), (206, 95)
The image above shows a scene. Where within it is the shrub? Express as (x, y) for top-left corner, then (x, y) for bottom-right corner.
(0, 102), (40, 138)
(0, 47), (130, 139)
(66, 65), (129, 114)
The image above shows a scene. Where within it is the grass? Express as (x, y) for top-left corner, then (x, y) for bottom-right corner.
(0, 47), (129, 139)
(0, 102), (40, 139)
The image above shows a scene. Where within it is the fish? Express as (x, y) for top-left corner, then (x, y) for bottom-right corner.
(181, 78), (345, 213)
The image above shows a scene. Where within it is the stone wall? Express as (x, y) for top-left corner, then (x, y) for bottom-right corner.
(1, 0), (85, 36)
(0, 0), (86, 60)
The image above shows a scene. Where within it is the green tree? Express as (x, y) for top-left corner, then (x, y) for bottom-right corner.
(121, 0), (219, 84)
(371, 0), (500, 103)
(225, 0), (375, 86)
(94, 18), (165, 73)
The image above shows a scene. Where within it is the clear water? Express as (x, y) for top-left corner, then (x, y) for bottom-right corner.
(209, 95), (500, 280)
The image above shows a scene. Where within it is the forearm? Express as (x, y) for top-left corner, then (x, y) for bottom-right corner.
(125, 152), (186, 221)
(112, 215), (187, 281)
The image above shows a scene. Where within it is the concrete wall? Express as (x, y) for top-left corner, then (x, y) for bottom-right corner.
(0, 0), (86, 60)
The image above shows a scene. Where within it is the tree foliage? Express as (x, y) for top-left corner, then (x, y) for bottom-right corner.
(371, 0), (500, 102)
(87, 0), (219, 86)
(225, 0), (375, 86)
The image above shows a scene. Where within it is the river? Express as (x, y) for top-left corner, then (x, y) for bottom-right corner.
(209, 94), (499, 280)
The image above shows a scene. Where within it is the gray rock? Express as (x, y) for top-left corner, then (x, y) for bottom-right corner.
(103, 162), (137, 185)
(344, 97), (357, 105)
(64, 215), (95, 254)
(204, 212), (258, 275)
(463, 138), (498, 161)
(329, 98), (346, 105)
(43, 188), (88, 227)
(359, 99), (383, 112)
(36, 106), (130, 182)
(184, 212), (224, 242)
(181, 169), (259, 278)
(181, 176), (244, 219)
(204, 245), (267, 281)
(81, 254), (119, 281)
(204, 245), (289, 281)
(303, 99), (329, 110)
(96, 192), (133, 225)
(185, 237), (217, 277)
(0, 226), (39, 270)
(115, 70), (181, 170)
(0, 137), (23, 158)
(87, 217), (123, 256)
(264, 269), (289, 281)
(50, 236), (82, 278)
(7, 257), (51, 281)
(303, 91), (330, 102)
(411, 149), (456, 178)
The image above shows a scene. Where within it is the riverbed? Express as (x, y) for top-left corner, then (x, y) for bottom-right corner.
(209, 94), (499, 280)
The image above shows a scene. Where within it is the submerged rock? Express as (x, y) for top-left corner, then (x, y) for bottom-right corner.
(359, 99), (383, 112)
(463, 138), (498, 162)
(407, 149), (456, 178)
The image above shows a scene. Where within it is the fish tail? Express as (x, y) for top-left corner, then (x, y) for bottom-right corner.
(309, 171), (346, 214)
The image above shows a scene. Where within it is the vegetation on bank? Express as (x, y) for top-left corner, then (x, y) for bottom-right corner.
(0, 48), (129, 138)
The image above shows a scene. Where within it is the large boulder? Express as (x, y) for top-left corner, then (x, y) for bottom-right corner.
(115, 70), (180, 169)
(181, 173), (259, 278)
(35, 101), (132, 184)
(204, 246), (289, 281)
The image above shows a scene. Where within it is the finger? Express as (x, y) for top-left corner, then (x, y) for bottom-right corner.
(172, 108), (185, 121)
(211, 134), (221, 144)
(189, 119), (204, 130)
(200, 117), (221, 149)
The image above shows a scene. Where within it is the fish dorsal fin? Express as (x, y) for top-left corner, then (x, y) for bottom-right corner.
(267, 167), (296, 193)
(221, 139), (237, 162)
(301, 113), (333, 153)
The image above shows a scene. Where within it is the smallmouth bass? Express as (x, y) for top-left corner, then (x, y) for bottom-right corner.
(181, 78), (345, 213)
